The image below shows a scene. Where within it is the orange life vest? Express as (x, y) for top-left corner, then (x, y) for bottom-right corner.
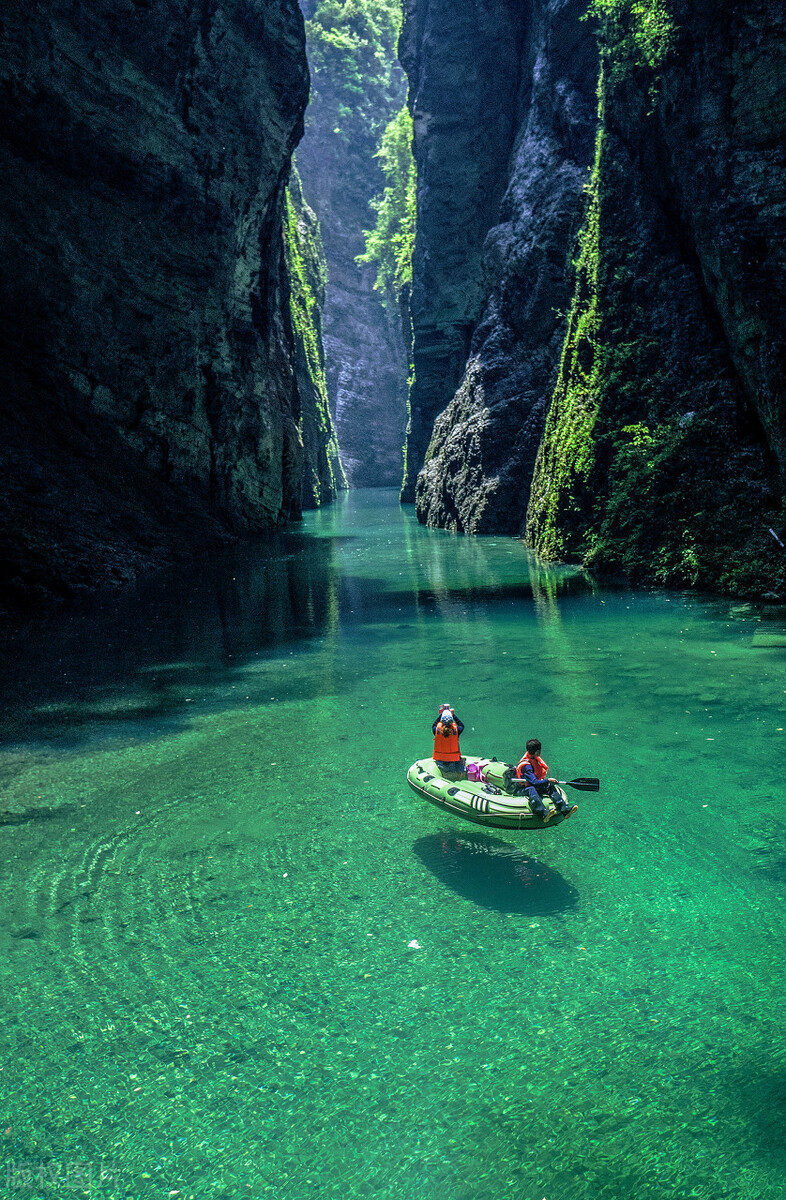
(433, 722), (461, 761)
(516, 752), (548, 780)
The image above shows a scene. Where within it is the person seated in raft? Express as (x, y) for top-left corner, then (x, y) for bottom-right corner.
(432, 703), (465, 780)
(513, 738), (578, 823)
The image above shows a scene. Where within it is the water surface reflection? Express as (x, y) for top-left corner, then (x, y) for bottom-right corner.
(0, 530), (340, 749)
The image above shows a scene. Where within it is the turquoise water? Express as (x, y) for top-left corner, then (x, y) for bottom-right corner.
(1, 489), (784, 1200)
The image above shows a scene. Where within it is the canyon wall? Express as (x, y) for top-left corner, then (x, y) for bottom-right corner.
(403, 0), (786, 594)
(0, 0), (339, 606)
(528, 0), (786, 593)
(296, 0), (409, 488)
(400, 0), (597, 514)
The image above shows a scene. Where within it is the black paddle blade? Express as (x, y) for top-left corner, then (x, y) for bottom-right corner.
(562, 777), (600, 792)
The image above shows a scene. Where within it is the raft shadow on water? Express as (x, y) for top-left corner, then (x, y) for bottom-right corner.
(413, 831), (579, 915)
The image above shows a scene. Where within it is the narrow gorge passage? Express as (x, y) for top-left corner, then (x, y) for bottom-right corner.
(296, 0), (412, 490)
(0, 4), (785, 1199)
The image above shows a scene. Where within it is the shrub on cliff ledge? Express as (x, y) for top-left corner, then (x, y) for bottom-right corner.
(586, 0), (674, 72)
(357, 106), (416, 304)
(303, 0), (403, 150)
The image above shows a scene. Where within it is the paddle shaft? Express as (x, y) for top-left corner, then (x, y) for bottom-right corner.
(510, 776), (600, 792)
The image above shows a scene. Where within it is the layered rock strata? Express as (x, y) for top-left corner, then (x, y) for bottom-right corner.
(0, 0), (338, 606)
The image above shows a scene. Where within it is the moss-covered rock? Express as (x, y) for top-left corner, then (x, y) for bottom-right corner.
(284, 170), (346, 508)
(527, 0), (786, 596)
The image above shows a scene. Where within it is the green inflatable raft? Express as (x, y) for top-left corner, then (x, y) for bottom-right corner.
(406, 757), (571, 830)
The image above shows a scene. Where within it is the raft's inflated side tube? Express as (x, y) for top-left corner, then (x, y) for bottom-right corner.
(406, 757), (568, 830)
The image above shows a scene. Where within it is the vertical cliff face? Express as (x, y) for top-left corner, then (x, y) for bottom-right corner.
(285, 169), (346, 508)
(0, 0), (338, 605)
(296, 0), (409, 488)
(404, 0), (786, 593)
(528, 0), (786, 592)
(400, 0), (598, 517)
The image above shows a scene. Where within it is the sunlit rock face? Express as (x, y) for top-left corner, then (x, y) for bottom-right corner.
(0, 0), (337, 606)
(403, 0), (786, 591)
(400, 0), (597, 520)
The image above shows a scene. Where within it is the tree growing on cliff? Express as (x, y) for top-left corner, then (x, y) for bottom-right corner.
(303, 0), (404, 154)
(357, 105), (416, 305)
(586, 0), (674, 72)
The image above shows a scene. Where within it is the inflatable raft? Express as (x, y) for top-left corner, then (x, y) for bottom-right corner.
(406, 757), (571, 830)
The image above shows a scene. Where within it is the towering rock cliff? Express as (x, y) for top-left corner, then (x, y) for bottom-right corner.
(404, 0), (786, 594)
(0, 0), (339, 607)
(528, 0), (786, 592)
(285, 169), (346, 507)
(296, 0), (409, 488)
(400, 0), (598, 516)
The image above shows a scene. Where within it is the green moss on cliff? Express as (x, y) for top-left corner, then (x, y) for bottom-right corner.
(284, 172), (346, 506)
(527, 11), (784, 597)
(527, 73), (606, 562)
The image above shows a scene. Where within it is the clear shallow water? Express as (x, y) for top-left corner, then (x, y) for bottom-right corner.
(0, 489), (784, 1200)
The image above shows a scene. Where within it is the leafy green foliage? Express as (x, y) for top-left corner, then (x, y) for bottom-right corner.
(585, 0), (675, 70)
(304, 0), (404, 151)
(527, 81), (606, 561)
(357, 106), (416, 302)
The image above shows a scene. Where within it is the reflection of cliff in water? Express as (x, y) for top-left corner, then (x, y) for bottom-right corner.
(0, 532), (339, 748)
(397, 505), (596, 615)
(414, 831), (579, 915)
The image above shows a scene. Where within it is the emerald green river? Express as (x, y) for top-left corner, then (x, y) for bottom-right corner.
(1, 490), (784, 1200)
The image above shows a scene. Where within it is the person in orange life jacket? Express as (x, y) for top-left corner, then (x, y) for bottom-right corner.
(514, 738), (578, 823)
(432, 703), (465, 780)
